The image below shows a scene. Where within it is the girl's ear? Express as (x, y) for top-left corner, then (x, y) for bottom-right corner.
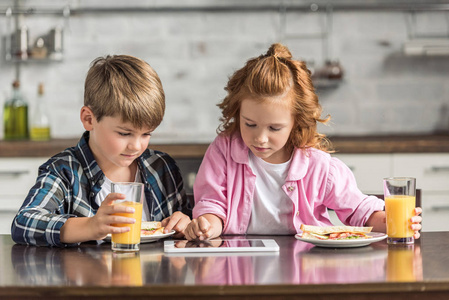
(80, 106), (95, 131)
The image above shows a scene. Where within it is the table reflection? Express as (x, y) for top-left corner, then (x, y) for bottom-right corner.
(9, 237), (423, 287)
(10, 243), (186, 286)
(386, 243), (423, 282)
(299, 245), (387, 283)
(11, 244), (111, 286)
(166, 237), (313, 285)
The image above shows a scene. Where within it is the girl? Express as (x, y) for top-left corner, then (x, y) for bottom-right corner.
(184, 43), (422, 241)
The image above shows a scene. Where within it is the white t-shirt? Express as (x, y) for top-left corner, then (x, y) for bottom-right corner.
(95, 171), (151, 221)
(246, 152), (296, 235)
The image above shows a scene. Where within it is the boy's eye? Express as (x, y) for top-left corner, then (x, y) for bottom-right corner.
(245, 123), (256, 128)
(118, 132), (130, 136)
(144, 132), (152, 137)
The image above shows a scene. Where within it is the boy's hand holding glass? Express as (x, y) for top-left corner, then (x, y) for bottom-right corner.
(86, 192), (136, 241)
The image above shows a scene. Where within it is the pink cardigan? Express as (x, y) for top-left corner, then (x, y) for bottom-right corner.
(193, 134), (385, 234)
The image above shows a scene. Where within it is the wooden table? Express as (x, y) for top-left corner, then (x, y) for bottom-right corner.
(1, 232), (449, 299)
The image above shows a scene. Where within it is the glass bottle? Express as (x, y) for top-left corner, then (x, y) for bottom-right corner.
(3, 80), (29, 140)
(30, 83), (51, 141)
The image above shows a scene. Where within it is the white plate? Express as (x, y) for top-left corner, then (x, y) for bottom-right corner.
(295, 232), (387, 248)
(104, 230), (175, 244)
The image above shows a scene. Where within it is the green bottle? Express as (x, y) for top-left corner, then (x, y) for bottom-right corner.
(3, 80), (29, 140)
(30, 83), (51, 141)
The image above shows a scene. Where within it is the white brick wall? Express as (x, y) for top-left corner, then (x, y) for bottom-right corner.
(1, 0), (449, 142)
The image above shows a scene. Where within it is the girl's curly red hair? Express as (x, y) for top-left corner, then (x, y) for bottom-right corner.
(217, 43), (332, 153)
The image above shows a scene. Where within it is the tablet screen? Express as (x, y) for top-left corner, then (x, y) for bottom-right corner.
(164, 239), (279, 253)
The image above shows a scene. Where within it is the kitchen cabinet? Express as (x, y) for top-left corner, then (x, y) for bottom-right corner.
(332, 153), (449, 232)
(0, 157), (46, 211)
(333, 154), (393, 194)
(393, 153), (449, 232)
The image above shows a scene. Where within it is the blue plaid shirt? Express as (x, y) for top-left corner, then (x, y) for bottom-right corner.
(11, 131), (191, 247)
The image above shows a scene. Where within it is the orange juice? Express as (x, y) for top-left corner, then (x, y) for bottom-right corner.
(111, 201), (143, 245)
(386, 246), (415, 282)
(385, 195), (415, 238)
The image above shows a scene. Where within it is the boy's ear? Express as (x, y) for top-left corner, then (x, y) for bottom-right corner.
(80, 106), (95, 131)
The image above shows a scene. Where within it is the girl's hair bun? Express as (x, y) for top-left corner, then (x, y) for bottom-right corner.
(266, 43), (292, 59)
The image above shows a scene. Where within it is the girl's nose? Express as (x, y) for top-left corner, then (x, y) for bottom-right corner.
(255, 131), (268, 144)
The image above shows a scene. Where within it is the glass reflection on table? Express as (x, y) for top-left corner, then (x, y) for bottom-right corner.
(386, 243), (423, 282)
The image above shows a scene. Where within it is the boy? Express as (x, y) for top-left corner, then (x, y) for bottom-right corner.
(11, 55), (191, 247)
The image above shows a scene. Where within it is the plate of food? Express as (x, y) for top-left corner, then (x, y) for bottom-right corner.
(104, 221), (175, 243)
(295, 224), (387, 248)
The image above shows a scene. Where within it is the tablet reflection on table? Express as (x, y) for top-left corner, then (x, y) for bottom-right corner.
(172, 237), (311, 285)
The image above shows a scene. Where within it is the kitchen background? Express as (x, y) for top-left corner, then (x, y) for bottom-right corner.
(1, 0), (449, 142)
(1, 0), (449, 234)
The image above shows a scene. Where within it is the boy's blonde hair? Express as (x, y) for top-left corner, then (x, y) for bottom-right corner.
(84, 55), (165, 130)
(218, 43), (332, 153)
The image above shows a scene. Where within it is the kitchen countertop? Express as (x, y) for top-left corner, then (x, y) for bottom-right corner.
(1, 134), (449, 158)
(1, 232), (449, 299)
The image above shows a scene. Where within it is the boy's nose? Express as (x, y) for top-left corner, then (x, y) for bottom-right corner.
(128, 138), (142, 151)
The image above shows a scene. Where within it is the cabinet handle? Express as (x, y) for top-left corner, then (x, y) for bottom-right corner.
(0, 170), (29, 176)
(430, 166), (449, 173)
(430, 205), (449, 211)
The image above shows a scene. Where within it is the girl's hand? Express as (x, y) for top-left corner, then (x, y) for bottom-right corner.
(161, 211), (191, 238)
(411, 207), (423, 240)
(184, 216), (213, 241)
(87, 192), (136, 240)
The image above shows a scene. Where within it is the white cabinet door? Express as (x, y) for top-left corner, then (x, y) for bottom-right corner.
(393, 153), (449, 192)
(393, 153), (449, 232)
(0, 158), (47, 211)
(419, 193), (449, 231)
(333, 154), (393, 194)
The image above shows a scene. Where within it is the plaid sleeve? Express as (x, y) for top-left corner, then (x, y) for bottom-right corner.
(142, 151), (192, 220)
(11, 163), (78, 247)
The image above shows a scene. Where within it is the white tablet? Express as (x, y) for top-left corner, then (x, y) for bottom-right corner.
(164, 239), (279, 253)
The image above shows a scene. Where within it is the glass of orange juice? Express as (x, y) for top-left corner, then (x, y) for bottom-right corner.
(111, 182), (144, 252)
(383, 177), (416, 245)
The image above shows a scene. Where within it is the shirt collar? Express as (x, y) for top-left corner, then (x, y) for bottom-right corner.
(75, 131), (104, 188)
(230, 133), (309, 181)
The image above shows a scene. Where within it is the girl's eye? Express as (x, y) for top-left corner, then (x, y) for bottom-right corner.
(270, 127), (281, 132)
(245, 123), (256, 128)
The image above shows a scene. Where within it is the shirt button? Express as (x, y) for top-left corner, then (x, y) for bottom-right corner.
(287, 186), (295, 192)
(296, 211), (300, 216)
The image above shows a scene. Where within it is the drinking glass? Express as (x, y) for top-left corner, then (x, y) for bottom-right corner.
(111, 182), (144, 252)
(383, 177), (416, 245)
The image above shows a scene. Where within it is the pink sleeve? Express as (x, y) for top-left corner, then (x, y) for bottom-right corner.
(192, 137), (229, 222)
(325, 157), (385, 226)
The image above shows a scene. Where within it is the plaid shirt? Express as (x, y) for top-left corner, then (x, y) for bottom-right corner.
(11, 131), (191, 247)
